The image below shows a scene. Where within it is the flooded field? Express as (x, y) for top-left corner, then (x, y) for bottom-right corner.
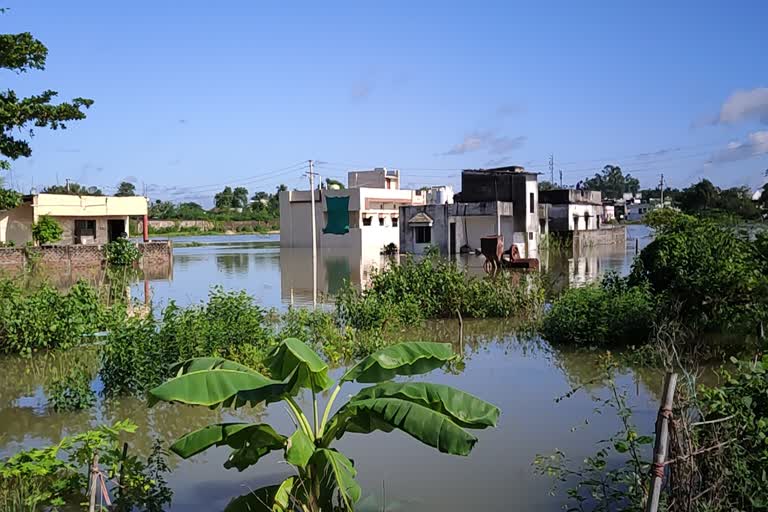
(0, 226), (661, 510)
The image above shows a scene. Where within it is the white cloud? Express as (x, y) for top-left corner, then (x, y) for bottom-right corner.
(441, 131), (526, 156)
(710, 131), (768, 163)
(716, 87), (768, 125)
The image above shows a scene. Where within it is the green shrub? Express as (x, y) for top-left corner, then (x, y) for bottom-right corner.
(101, 287), (276, 396)
(698, 356), (768, 509)
(630, 214), (768, 333)
(0, 280), (114, 355)
(0, 421), (171, 511)
(47, 364), (95, 411)
(31, 215), (63, 245)
(542, 274), (654, 346)
(104, 238), (140, 266)
(336, 254), (544, 330)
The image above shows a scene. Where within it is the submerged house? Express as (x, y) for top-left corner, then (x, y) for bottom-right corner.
(539, 189), (625, 248)
(399, 166), (540, 258)
(279, 168), (426, 250)
(0, 193), (149, 246)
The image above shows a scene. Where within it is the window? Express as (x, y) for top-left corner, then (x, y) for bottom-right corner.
(529, 193), (534, 214)
(415, 226), (431, 244)
(378, 217), (385, 226)
(362, 216), (372, 226)
(528, 231), (534, 240)
(74, 219), (96, 242)
(392, 217), (398, 227)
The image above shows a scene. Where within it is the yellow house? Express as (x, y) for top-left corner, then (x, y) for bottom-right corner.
(0, 193), (148, 246)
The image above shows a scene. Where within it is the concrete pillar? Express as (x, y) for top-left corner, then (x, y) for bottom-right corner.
(143, 214), (149, 242)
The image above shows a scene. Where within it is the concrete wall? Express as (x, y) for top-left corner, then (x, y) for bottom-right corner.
(139, 219), (276, 232)
(0, 203), (34, 245)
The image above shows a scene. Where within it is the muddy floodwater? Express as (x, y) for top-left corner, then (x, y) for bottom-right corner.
(0, 226), (662, 511)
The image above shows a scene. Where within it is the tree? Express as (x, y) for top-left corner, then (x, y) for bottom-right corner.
(583, 165), (640, 199)
(149, 339), (499, 511)
(148, 200), (176, 219)
(43, 182), (103, 196)
(115, 181), (136, 197)
(0, 13), (93, 210)
(214, 186), (234, 209)
(677, 179), (718, 213)
(677, 179), (760, 219)
(538, 180), (558, 191)
(175, 202), (206, 219)
(325, 178), (345, 189)
(232, 186), (249, 209)
(758, 183), (768, 214)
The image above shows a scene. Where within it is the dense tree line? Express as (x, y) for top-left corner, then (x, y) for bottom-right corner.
(149, 184), (286, 221)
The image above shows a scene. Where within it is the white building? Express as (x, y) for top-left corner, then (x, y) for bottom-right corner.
(539, 190), (604, 231)
(279, 168), (426, 251)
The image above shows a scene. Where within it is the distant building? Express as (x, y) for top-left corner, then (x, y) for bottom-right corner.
(0, 193), (148, 246)
(539, 189), (626, 249)
(539, 189), (604, 231)
(279, 168), (426, 250)
(399, 166), (539, 257)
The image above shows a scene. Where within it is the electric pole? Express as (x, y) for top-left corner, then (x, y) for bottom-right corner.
(659, 173), (665, 206)
(307, 160), (318, 309)
(559, 169), (563, 188)
(549, 154), (554, 184)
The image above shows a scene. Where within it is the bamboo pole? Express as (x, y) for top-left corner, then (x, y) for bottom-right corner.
(89, 453), (100, 512)
(646, 372), (678, 512)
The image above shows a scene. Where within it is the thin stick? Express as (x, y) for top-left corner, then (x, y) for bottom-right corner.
(689, 414), (735, 428)
(89, 453), (100, 512)
(646, 372), (678, 512)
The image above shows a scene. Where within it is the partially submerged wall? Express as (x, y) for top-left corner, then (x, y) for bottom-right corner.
(0, 241), (172, 271)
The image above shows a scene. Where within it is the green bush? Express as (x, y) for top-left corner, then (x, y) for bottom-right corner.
(47, 364), (95, 412)
(336, 254), (544, 330)
(0, 280), (115, 355)
(630, 213), (768, 333)
(101, 287), (276, 396)
(0, 421), (171, 511)
(104, 238), (140, 266)
(541, 274), (654, 346)
(698, 356), (768, 509)
(31, 215), (63, 245)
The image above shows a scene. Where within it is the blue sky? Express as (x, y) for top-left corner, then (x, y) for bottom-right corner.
(3, 1), (768, 206)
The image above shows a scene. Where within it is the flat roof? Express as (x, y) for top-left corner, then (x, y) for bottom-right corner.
(462, 166), (540, 176)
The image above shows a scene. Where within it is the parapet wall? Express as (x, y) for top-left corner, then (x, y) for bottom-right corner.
(0, 241), (172, 271)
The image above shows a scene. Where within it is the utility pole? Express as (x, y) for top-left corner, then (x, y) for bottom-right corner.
(65, 178), (71, 193)
(549, 154), (554, 184)
(659, 173), (665, 206)
(559, 169), (563, 188)
(307, 160), (318, 309)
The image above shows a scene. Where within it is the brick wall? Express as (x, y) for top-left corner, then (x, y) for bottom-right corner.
(0, 241), (172, 272)
(0, 248), (25, 269)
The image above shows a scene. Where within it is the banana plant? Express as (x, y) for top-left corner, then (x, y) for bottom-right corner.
(148, 339), (500, 511)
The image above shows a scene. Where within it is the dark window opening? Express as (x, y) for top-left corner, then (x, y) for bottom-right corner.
(392, 217), (398, 227)
(74, 219), (97, 244)
(362, 216), (372, 226)
(529, 192), (534, 214)
(415, 226), (431, 244)
(107, 219), (126, 242)
(528, 231), (534, 240)
(378, 217), (385, 226)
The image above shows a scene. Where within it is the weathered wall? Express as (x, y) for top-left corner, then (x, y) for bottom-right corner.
(139, 219), (275, 232)
(0, 241), (172, 271)
(33, 194), (147, 218)
(0, 203), (34, 245)
(552, 225), (626, 251)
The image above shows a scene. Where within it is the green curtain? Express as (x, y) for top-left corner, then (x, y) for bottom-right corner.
(323, 196), (350, 234)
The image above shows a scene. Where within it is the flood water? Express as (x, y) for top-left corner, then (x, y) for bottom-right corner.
(0, 226), (661, 511)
